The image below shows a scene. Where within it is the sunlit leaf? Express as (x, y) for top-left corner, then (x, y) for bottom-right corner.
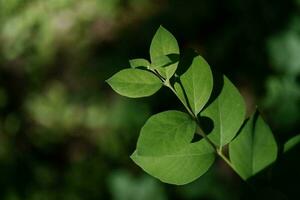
(131, 111), (215, 185)
(149, 26), (179, 79)
(229, 111), (278, 180)
(106, 68), (162, 98)
(177, 55), (213, 115)
(201, 76), (246, 147)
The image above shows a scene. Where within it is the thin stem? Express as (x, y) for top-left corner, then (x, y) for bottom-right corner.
(218, 151), (234, 169)
(217, 150), (243, 177)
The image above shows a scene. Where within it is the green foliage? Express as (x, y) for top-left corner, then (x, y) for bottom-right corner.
(264, 16), (300, 130)
(175, 55), (213, 115)
(106, 69), (162, 98)
(284, 134), (300, 153)
(229, 112), (278, 180)
(131, 111), (215, 185)
(0, 0), (120, 63)
(107, 26), (297, 185)
(149, 26), (179, 79)
(1, 0), (299, 198)
(202, 76), (246, 147)
(109, 171), (167, 200)
(129, 58), (151, 68)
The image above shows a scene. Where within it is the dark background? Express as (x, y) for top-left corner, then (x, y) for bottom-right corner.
(0, 0), (299, 199)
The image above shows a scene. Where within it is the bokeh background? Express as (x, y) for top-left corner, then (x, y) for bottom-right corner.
(0, 0), (300, 199)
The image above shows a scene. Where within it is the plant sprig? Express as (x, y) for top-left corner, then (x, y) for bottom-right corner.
(106, 26), (299, 185)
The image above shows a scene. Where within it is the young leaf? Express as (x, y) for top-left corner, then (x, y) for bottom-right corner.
(131, 111), (215, 185)
(149, 26), (179, 79)
(229, 112), (278, 180)
(106, 68), (162, 98)
(129, 58), (150, 68)
(177, 55), (213, 115)
(284, 134), (300, 153)
(201, 76), (246, 147)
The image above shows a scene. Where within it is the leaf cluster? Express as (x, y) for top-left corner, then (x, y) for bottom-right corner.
(107, 26), (299, 185)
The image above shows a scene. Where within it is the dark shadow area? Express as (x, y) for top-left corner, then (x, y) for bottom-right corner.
(198, 116), (214, 135)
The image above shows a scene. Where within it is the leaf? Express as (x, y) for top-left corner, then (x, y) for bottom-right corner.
(136, 110), (196, 155)
(149, 26), (179, 79)
(229, 111), (278, 180)
(284, 134), (300, 153)
(129, 58), (150, 68)
(150, 54), (179, 69)
(150, 26), (179, 62)
(177, 55), (213, 115)
(151, 54), (179, 80)
(131, 111), (215, 185)
(174, 82), (188, 106)
(106, 68), (162, 98)
(201, 76), (246, 147)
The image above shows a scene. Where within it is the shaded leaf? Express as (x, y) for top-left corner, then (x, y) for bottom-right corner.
(284, 134), (300, 153)
(229, 111), (278, 180)
(129, 58), (150, 68)
(201, 76), (246, 147)
(151, 54), (179, 80)
(131, 111), (215, 185)
(106, 68), (162, 98)
(151, 54), (179, 69)
(177, 55), (213, 115)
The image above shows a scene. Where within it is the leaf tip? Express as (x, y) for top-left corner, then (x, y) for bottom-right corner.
(105, 77), (112, 85)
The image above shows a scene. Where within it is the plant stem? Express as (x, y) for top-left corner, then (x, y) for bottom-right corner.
(217, 151), (235, 169)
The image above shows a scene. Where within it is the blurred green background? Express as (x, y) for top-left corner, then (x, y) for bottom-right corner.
(0, 0), (299, 199)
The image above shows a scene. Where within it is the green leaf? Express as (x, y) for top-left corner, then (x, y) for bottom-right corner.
(149, 26), (179, 79)
(131, 111), (215, 185)
(151, 54), (179, 80)
(136, 110), (196, 155)
(174, 82), (188, 106)
(150, 54), (179, 69)
(201, 76), (246, 147)
(176, 55), (213, 115)
(284, 134), (300, 153)
(229, 111), (278, 180)
(106, 68), (162, 98)
(129, 58), (150, 68)
(150, 26), (179, 62)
